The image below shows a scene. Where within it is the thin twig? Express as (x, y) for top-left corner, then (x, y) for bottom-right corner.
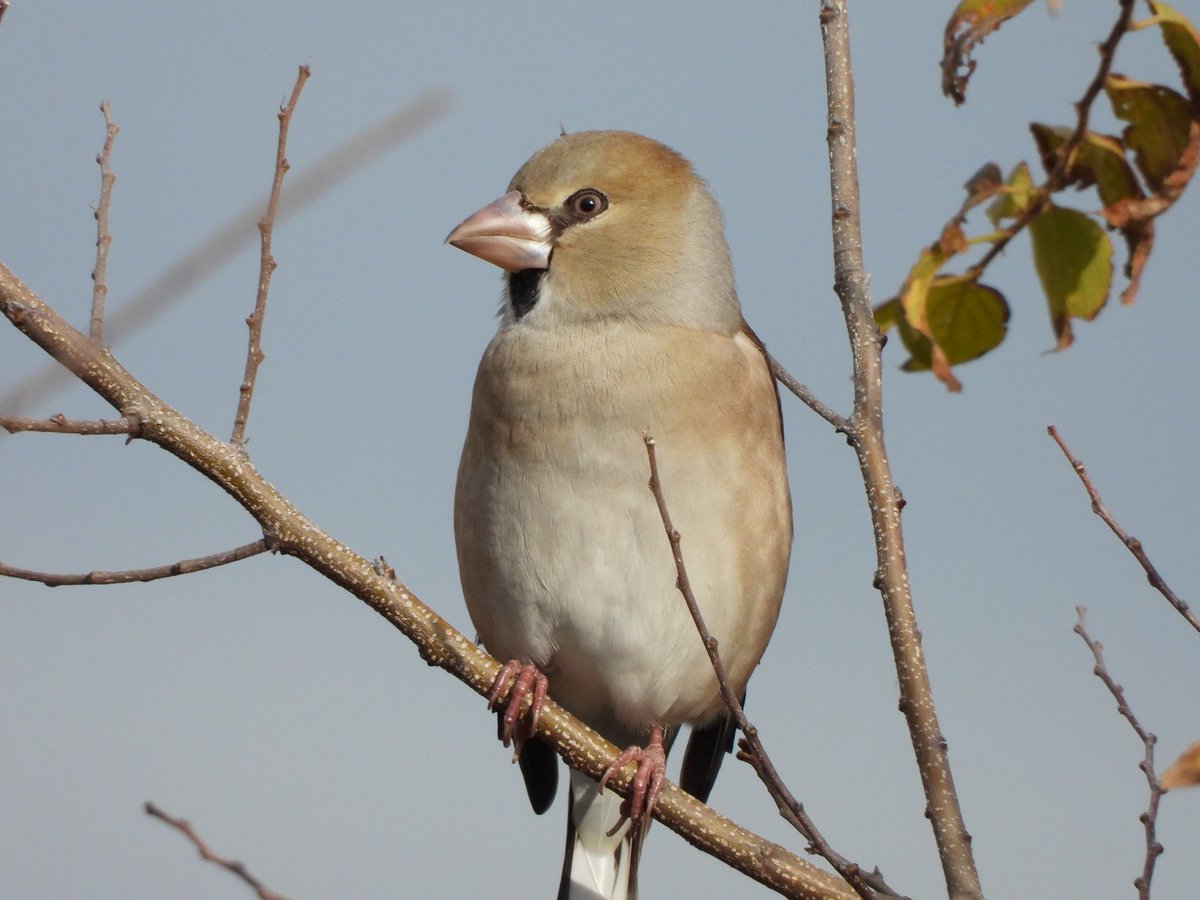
(144, 802), (289, 900)
(644, 436), (901, 900)
(768, 354), (848, 430)
(1073, 607), (1163, 900)
(91, 102), (119, 343)
(0, 539), (270, 587)
(820, 4), (981, 897)
(1048, 425), (1198, 635)
(231, 65), (309, 448)
(0, 90), (452, 427)
(1, 412), (140, 436)
(967, 0), (1136, 277)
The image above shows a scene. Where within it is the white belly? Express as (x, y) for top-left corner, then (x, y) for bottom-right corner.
(455, 320), (791, 743)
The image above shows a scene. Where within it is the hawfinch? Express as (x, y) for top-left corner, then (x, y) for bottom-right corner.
(447, 130), (792, 899)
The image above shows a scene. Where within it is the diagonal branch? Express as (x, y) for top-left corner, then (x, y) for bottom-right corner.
(1048, 425), (1198, 635)
(145, 802), (289, 900)
(819, 4), (981, 897)
(1, 539), (270, 587)
(0, 263), (856, 900)
(231, 65), (309, 448)
(645, 436), (902, 900)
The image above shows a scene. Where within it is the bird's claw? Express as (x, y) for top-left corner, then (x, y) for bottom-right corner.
(487, 660), (548, 749)
(599, 725), (667, 832)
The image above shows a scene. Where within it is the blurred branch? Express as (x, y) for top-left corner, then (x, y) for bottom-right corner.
(645, 436), (901, 900)
(0, 539), (270, 587)
(1073, 607), (1163, 900)
(819, 3), (981, 897)
(91, 101), (119, 342)
(231, 65), (309, 449)
(0, 89), (452, 424)
(1048, 425), (1198, 635)
(144, 802), (290, 900)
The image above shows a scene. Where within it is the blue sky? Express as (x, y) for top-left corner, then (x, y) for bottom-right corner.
(2, 3), (1199, 897)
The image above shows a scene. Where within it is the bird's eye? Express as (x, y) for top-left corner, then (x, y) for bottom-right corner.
(567, 189), (607, 220)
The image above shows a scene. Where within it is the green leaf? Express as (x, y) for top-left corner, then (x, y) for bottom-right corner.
(1106, 74), (1194, 190)
(1029, 205), (1113, 349)
(1029, 124), (1143, 207)
(925, 278), (1010, 365)
(986, 161), (1034, 227)
(1147, 1), (1200, 107)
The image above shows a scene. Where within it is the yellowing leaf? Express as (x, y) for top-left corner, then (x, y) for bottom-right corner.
(987, 161), (1035, 227)
(1147, 1), (1200, 106)
(1106, 74), (1194, 190)
(1161, 739), (1200, 790)
(1029, 205), (1113, 349)
(942, 0), (1039, 105)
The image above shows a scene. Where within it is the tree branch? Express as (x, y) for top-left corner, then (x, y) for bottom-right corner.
(819, 3), (981, 897)
(1073, 607), (1163, 900)
(231, 65), (308, 448)
(1048, 425), (1198, 635)
(144, 802), (289, 900)
(0, 263), (856, 900)
(0, 539), (270, 587)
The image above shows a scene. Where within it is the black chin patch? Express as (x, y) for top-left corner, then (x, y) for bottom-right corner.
(507, 269), (545, 320)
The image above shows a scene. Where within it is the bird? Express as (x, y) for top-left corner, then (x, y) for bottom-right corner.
(447, 130), (792, 899)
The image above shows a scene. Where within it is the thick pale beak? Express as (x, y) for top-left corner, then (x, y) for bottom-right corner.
(445, 191), (553, 272)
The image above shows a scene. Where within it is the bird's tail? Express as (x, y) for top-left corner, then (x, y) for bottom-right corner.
(557, 768), (646, 900)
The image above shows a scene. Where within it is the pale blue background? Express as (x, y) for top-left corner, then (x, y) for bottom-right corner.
(2, 3), (1198, 897)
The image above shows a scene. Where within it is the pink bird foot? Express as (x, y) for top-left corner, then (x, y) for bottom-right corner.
(599, 725), (667, 827)
(487, 660), (548, 748)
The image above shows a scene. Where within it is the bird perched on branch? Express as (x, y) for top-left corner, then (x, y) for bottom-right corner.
(447, 130), (792, 899)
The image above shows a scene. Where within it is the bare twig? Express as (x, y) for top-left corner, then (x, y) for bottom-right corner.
(144, 802), (289, 900)
(768, 354), (848, 431)
(1048, 425), (1198, 635)
(91, 102), (119, 343)
(644, 436), (901, 900)
(0, 89), (452, 426)
(1, 412), (140, 436)
(1073, 607), (1163, 900)
(0, 539), (270, 587)
(967, 0), (1136, 277)
(0, 263), (856, 900)
(231, 65), (309, 448)
(819, 4), (981, 897)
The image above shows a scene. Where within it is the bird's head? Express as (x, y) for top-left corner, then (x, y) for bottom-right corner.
(446, 130), (741, 332)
